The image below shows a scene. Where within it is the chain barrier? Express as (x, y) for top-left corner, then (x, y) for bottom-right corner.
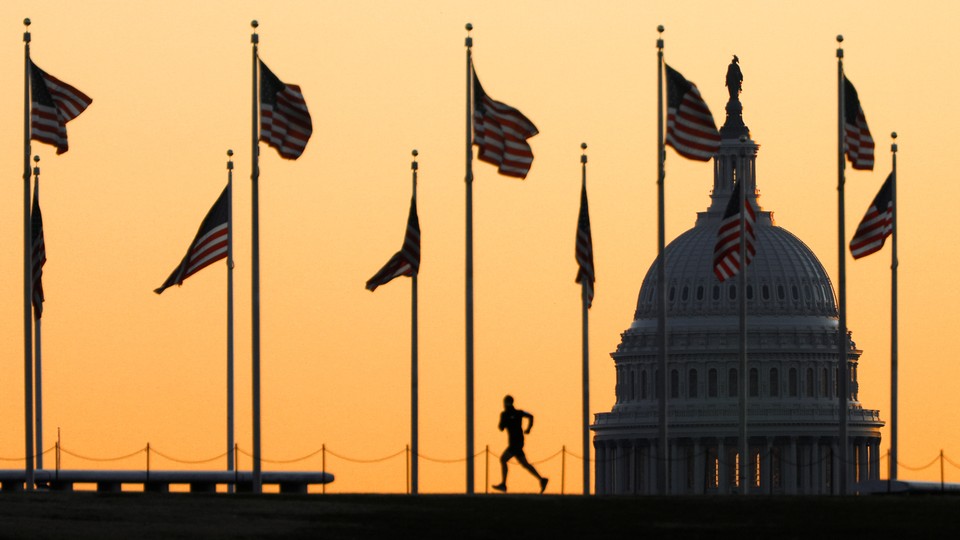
(3, 443), (958, 493)
(149, 447), (229, 465)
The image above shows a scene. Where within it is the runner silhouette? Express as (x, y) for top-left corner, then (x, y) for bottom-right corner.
(491, 395), (548, 493)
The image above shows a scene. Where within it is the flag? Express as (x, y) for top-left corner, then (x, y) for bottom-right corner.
(366, 196), (421, 291)
(155, 186), (230, 294)
(713, 181), (757, 281)
(260, 60), (312, 160)
(843, 75), (875, 171)
(473, 64), (539, 179)
(31, 179), (46, 319)
(575, 181), (595, 308)
(30, 60), (92, 155)
(665, 64), (720, 161)
(850, 172), (894, 259)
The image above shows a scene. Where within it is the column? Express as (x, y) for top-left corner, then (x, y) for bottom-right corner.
(760, 438), (772, 493)
(595, 440), (606, 495)
(786, 437), (798, 495)
(858, 438), (868, 486)
(718, 438), (728, 495)
(694, 438), (705, 495)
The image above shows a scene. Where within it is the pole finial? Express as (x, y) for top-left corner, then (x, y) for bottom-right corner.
(465, 23), (473, 47)
(24, 18), (31, 27)
(251, 20), (259, 29)
(33, 155), (40, 163)
(657, 25), (664, 49)
(466, 23), (473, 32)
(657, 24), (664, 34)
(227, 149), (234, 157)
(891, 131), (898, 140)
(581, 142), (587, 151)
(581, 143), (588, 164)
(837, 34), (844, 43)
(412, 149), (419, 158)
(891, 132), (898, 153)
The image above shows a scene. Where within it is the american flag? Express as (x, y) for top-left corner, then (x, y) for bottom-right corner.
(850, 172), (894, 259)
(843, 76), (874, 171)
(665, 64), (720, 162)
(155, 186), (230, 294)
(713, 181), (757, 281)
(473, 64), (539, 179)
(30, 60), (92, 155)
(31, 179), (46, 319)
(575, 180), (595, 308)
(366, 196), (420, 292)
(260, 60), (312, 160)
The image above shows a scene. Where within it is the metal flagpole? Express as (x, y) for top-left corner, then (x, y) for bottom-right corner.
(737, 141), (749, 494)
(33, 158), (43, 471)
(250, 20), (263, 494)
(836, 34), (850, 495)
(655, 24), (669, 496)
(411, 149), (420, 495)
(227, 149), (236, 492)
(580, 143), (591, 496)
(464, 23), (475, 494)
(889, 132), (898, 481)
(23, 18), (36, 491)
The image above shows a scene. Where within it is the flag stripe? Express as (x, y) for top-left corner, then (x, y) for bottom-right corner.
(155, 186), (230, 294)
(850, 173), (894, 259)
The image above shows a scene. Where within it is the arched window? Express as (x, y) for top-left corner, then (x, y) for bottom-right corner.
(669, 286), (676, 302)
(697, 286), (704, 301)
(728, 368), (738, 398)
(777, 284), (786, 300)
(708, 369), (718, 398)
(655, 369), (662, 399)
(821, 367), (829, 397)
(747, 285), (754, 300)
(713, 285), (721, 300)
(789, 368), (798, 397)
(671, 369), (680, 399)
(681, 286), (689, 302)
(749, 368), (759, 397)
(762, 284), (770, 300)
(729, 285), (737, 300)
(688, 369), (699, 398)
(629, 370), (636, 400)
(641, 370), (648, 399)
(769, 368), (779, 397)
(805, 368), (815, 397)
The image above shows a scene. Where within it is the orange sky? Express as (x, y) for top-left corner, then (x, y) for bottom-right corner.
(2, 1), (959, 493)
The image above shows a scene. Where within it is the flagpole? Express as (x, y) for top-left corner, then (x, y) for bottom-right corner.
(836, 34), (849, 495)
(655, 24), (669, 496)
(33, 158), (43, 472)
(411, 149), (420, 495)
(580, 143), (591, 496)
(889, 132), (899, 481)
(737, 140), (749, 494)
(23, 18), (36, 491)
(250, 20), (263, 494)
(226, 149), (236, 491)
(464, 23), (475, 494)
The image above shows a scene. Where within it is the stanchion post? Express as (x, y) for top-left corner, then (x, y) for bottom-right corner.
(234, 443), (239, 490)
(322, 444), (327, 494)
(146, 442), (151, 483)
(485, 445), (489, 494)
(406, 444), (411, 494)
(941, 449), (945, 493)
(561, 445), (566, 495)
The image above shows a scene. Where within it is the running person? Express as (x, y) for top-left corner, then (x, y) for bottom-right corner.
(491, 395), (548, 493)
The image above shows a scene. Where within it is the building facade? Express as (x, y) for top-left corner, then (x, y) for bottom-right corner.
(591, 62), (883, 495)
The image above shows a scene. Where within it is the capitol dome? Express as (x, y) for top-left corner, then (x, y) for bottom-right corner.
(591, 61), (883, 495)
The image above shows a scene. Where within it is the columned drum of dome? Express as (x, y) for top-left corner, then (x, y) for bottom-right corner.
(592, 59), (883, 495)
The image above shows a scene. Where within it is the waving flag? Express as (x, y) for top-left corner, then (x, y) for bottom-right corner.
(473, 64), (539, 179)
(366, 196), (421, 291)
(843, 76), (875, 171)
(713, 181), (757, 281)
(31, 179), (46, 318)
(665, 64), (720, 161)
(575, 181), (595, 307)
(850, 173), (894, 259)
(260, 60), (312, 160)
(155, 186), (230, 294)
(30, 61), (92, 155)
